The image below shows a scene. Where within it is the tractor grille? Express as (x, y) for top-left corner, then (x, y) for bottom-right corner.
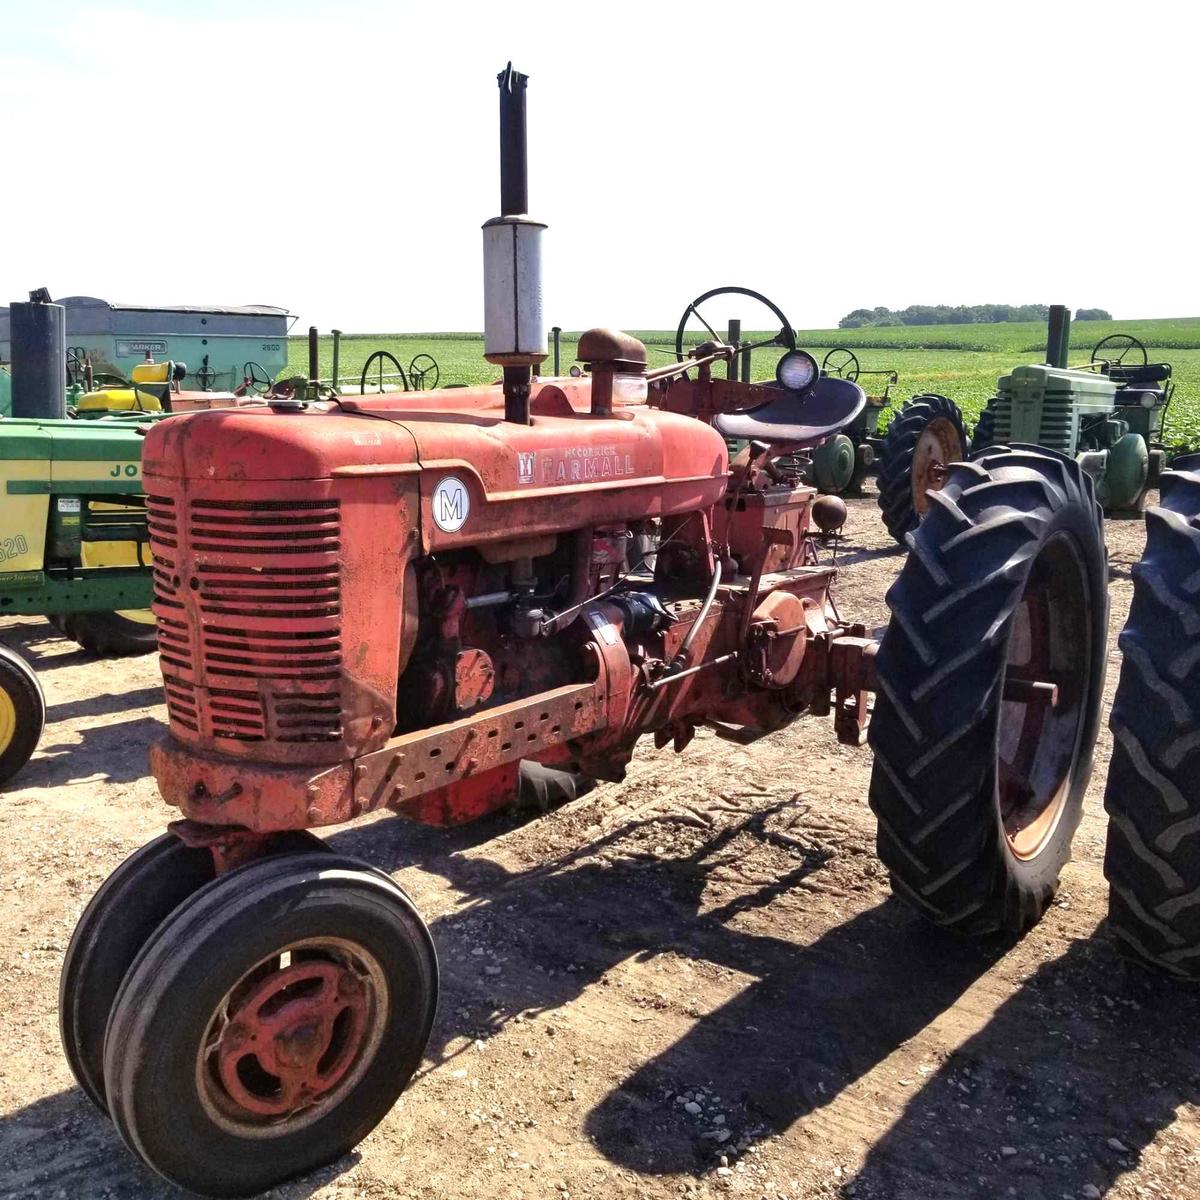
(147, 495), (189, 672)
(994, 390), (1078, 454)
(148, 494), (345, 745)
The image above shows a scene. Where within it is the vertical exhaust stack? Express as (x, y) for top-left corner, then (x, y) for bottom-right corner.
(483, 63), (547, 424)
(1046, 304), (1071, 369)
(11, 290), (66, 419)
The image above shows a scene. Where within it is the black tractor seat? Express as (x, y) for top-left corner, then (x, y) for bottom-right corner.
(1109, 362), (1172, 386)
(714, 376), (866, 448)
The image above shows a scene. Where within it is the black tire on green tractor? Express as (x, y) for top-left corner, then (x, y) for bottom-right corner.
(876, 393), (969, 546)
(103, 852), (438, 1197)
(868, 445), (1108, 937)
(0, 644), (46, 787)
(971, 400), (997, 454)
(1103, 457), (1200, 978)
(59, 830), (330, 1115)
(48, 611), (159, 657)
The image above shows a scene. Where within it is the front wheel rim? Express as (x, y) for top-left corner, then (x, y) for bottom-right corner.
(0, 687), (16, 754)
(197, 937), (389, 1137)
(998, 532), (1093, 861)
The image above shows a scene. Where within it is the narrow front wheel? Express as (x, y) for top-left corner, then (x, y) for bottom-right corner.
(103, 852), (438, 1197)
(60, 829), (328, 1113)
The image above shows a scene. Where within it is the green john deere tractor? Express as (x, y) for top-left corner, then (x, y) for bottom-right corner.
(0, 297), (167, 785)
(970, 306), (1173, 514)
(0, 413), (157, 785)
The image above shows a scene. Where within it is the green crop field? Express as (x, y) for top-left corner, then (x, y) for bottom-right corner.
(288, 316), (1200, 455)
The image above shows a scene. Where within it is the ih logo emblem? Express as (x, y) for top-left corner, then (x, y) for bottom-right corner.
(432, 476), (470, 533)
(517, 451), (536, 484)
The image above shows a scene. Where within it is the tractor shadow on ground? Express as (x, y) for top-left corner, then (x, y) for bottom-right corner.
(819, 540), (904, 569)
(0, 620), (87, 665)
(26, 715), (163, 787)
(330, 799), (1005, 1172)
(45, 685), (164, 724)
(331, 801), (1200, 1194)
(839, 938), (1200, 1200)
(0, 1085), (356, 1199)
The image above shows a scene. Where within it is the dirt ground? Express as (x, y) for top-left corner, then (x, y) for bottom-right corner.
(1, 490), (1198, 1200)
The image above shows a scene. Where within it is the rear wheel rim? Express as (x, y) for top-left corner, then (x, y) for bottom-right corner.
(998, 532), (1092, 860)
(911, 417), (961, 515)
(198, 937), (388, 1136)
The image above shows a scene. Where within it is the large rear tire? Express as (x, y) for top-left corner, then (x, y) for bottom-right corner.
(876, 393), (968, 546)
(868, 445), (1108, 936)
(1103, 458), (1200, 978)
(104, 852), (438, 1197)
(0, 644), (46, 787)
(48, 610), (158, 657)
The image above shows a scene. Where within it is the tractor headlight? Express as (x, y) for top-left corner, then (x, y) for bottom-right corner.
(1141, 392), (1157, 409)
(776, 349), (818, 393)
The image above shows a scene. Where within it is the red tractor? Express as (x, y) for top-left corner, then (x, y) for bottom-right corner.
(59, 68), (1109, 1197)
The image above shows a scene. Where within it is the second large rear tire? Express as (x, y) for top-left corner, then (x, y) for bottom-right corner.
(1103, 458), (1200, 977)
(868, 445), (1108, 936)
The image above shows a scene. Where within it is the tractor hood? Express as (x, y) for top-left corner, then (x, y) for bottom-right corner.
(142, 383), (730, 552)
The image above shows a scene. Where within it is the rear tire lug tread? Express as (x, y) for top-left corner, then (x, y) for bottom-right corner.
(1103, 476), (1200, 978)
(869, 446), (1106, 936)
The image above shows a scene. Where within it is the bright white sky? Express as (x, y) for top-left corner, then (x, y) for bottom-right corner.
(2, 0), (1194, 334)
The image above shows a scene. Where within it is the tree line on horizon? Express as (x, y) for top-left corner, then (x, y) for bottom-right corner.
(838, 305), (1112, 329)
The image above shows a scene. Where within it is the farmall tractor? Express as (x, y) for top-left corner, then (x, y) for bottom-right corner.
(60, 68), (1110, 1196)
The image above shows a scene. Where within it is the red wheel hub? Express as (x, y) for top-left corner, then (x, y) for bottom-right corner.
(215, 959), (370, 1117)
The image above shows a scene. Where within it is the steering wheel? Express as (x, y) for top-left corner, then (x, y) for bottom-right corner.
(673, 286), (796, 376)
(408, 354), (440, 390)
(360, 350), (409, 394)
(1091, 334), (1148, 369)
(822, 347), (861, 382)
(196, 361), (217, 391)
(241, 361), (274, 394)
